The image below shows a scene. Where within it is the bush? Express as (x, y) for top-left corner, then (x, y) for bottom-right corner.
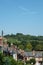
(29, 58), (36, 65)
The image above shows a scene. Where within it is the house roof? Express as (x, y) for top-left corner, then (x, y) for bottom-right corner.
(24, 51), (43, 58)
(35, 52), (43, 58)
(3, 47), (17, 55)
(24, 52), (33, 57)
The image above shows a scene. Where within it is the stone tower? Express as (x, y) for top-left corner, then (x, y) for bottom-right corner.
(0, 30), (3, 52)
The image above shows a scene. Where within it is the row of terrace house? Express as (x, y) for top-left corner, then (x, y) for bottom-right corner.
(24, 50), (43, 62)
(17, 50), (43, 61)
(17, 50), (43, 65)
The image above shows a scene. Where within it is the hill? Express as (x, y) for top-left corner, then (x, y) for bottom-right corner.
(4, 33), (43, 51)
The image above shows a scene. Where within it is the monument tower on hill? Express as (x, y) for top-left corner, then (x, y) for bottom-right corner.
(0, 30), (4, 52)
(2, 30), (3, 38)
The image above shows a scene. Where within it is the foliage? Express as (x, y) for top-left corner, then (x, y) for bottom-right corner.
(35, 44), (43, 50)
(4, 33), (43, 51)
(25, 43), (32, 51)
(0, 52), (4, 65)
(29, 58), (36, 65)
(18, 45), (24, 50)
(0, 53), (17, 65)
(3, 57), (11, 65)
(17, 60), (24, 65)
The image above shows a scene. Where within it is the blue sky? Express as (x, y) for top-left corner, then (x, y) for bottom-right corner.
(0, 0), (43, 35)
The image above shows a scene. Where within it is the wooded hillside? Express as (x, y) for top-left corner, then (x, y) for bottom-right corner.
(4, 33), (43, 51)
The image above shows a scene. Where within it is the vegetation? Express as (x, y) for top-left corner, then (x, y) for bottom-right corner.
(0, 52), (21, 65)
(29, 58), (36, 65)
(26, 58), (36, 65)
(0, 52), (32, 65)
(4, 33), (43, 51)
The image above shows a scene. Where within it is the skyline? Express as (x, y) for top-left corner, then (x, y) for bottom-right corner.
(0, 0), (43, 36)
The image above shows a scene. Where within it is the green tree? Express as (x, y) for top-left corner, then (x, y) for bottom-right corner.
(25, 43), (32, 51)
(17, 60), (24, 65)
(3, 56), (17, 65)
(3, 57), (11, 65)
(10, 57), (17, 65)
(29, 58), (36, 65)
(35, 44), (43, 50)
(18, 45), (24, 50)
(31, 40), (39, 50)
(0, 52), (4, 65)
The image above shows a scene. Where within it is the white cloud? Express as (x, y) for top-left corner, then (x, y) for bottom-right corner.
(18, 6), (28, 12)
(18, 6), (38, 15)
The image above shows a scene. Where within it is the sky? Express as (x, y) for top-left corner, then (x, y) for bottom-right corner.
(0, 0), (43, 36)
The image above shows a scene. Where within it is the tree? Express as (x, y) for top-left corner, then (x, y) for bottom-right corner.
(10, 57), (17, 65)
(0, 52), (4, 65)
(3, 56), (17, 65)
(29, 58), (36, 65)
(3, 57), (11, 65)
(31, 40), (39, 50)
(35, 44), (43, 50)
(17, 60), (24, 65)
(25, 43), (32, 51)
(18, 45), (24, 50)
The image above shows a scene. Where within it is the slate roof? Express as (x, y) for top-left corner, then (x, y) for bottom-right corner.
(24, 51), (43, 58)
(24, 52), (33, 57)
(3, 47), (17, 56)
(35, 52), (43, 58)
